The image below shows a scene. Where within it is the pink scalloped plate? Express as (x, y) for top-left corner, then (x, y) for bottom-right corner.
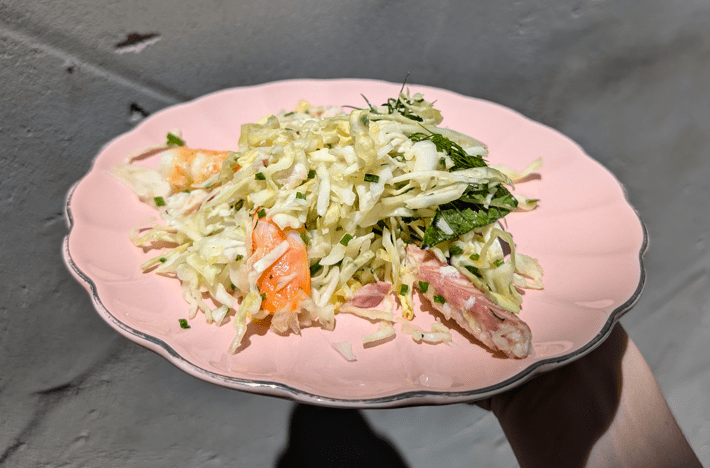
(63, 79), (646, 408)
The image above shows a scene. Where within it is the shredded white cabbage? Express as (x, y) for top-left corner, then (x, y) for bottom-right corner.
(113, 90), (543, 354)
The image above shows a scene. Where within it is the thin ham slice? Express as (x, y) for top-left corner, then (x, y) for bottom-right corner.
(406, 245), (532, 358)
(346, 282), (392, 308)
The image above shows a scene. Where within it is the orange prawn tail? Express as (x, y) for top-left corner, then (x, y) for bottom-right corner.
(164, 147), (232, 192)
(252, 216), (311, 314)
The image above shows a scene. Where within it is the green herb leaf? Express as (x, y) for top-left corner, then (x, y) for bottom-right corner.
(178, 319), (191, 329)
(382, 95), (423, 122)
(257, 208), (266, 218)
(418, 281), (429, 293)
(421, 185), (518, 247)
(464, 265), (482, 278)
(255, 172), (266, 180)
(296, 192), (307, 200)
(166, 133), (185, 147)
(307, 169), (316, 179)
(364, 173), (379, 183)
(154, 196), (166, 207)
(300, 231), (310, 246)
(409, 132), (487, 170)
(400, 284), (409, 295)
(448, 246), (463, 256)
(309, 262), (322, 276)
(433, 295), (446, 304)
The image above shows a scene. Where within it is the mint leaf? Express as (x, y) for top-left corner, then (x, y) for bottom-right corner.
(409, 130), (516, 247)
(409, 132), (486, 170)
(459, 184), (518, 209)
(421, 185), (517, 247)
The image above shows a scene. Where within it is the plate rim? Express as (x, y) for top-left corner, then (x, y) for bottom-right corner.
(62, 77), (648, 408)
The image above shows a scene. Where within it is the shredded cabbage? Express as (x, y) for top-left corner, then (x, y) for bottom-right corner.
(112, 89), (543, 354)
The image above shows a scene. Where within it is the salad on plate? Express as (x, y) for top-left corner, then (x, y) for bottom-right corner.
(112, 89), (543, 359)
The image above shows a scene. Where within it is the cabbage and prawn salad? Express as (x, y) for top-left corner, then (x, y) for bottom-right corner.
(113, 90), (543, 357)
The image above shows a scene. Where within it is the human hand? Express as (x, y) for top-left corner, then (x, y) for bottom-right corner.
(475, 323), (701, 468)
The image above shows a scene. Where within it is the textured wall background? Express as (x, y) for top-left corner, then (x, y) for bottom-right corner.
(1, 0), (709, 466)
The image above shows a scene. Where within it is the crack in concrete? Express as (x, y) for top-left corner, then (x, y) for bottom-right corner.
(115, 32), (162, 55)
(35, 382), (80, 397)
(115, 32), (160, 49)
(0, 439), (26, 465)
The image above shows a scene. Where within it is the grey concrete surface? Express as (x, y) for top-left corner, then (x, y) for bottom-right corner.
(1, 0), (709, 466)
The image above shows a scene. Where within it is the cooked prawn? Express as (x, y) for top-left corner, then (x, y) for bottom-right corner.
(251, 217), (311, 314)
(159, 147), (230, 192)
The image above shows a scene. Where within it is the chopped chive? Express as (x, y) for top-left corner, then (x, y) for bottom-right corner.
(154, 196), (166, 207)
(255, 172), (266, 180)
(178, 319), (190, 329)
(469, 253), (480, 261)
(260, 293), (267, 301)
(418, 281), (429, 293)
(257, 208), (266, 218)
(307, 169), (316, 179)
(339, 233), (353, 246)
(439, 157), (446, 166)
(399, 284), (409, 295)
(364, 173), (379, 183)
(236, 254), (244, 261)
(448, 246), (463, 256)
(296, 192), (307, 200)
(494, 259), (505, 267)
(183, 189), (190, 193)
(232, 200), (244, 211)
(230, 283), (236, 290)
(433, 295), (446, 304)
(166, 133), (185, 147)
(284, 111), (295, 117)
(300, 231), (310, 245)
(159, 257), (167, 263)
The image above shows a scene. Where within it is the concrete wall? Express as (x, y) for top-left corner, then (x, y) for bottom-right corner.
(2, 1), (708, 465)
